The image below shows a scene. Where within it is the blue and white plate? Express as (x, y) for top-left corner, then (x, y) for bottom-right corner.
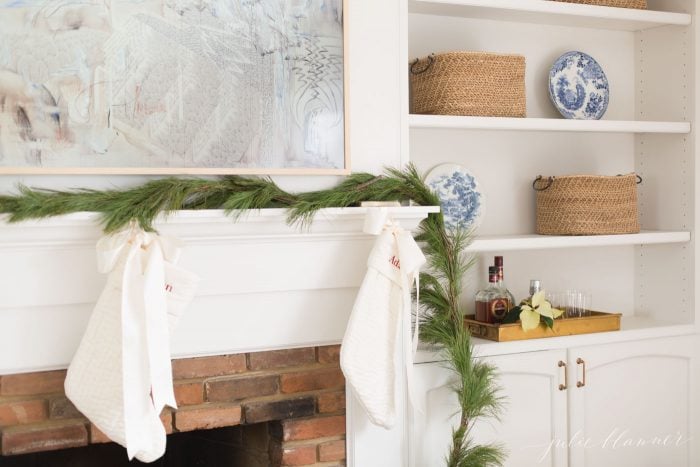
(549, 51), (609, 120)
(426, 164), (484, 232)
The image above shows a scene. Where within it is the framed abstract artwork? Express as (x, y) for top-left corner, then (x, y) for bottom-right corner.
(0, 0), (348, 174)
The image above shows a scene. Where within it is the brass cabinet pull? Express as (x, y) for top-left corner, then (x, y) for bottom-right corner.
(558, 360), (567, 391)
(576, 358), (586, 388)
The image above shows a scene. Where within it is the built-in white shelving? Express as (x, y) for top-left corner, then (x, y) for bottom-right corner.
(465, 230), (691, 252)
(406, 0), (697, 342)
(408, 0), (691, 31)
(409, 114), (692, 134)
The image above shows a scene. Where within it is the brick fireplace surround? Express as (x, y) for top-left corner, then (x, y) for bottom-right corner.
(0, 345), (346, 466)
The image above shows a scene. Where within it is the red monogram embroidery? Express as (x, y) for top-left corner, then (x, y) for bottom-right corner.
(389, 255), (401, 269)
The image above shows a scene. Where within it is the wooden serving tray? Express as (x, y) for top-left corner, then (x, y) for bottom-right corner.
(464, 311), (622, 342)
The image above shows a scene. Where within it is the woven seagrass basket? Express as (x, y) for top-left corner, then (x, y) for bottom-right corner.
(409, 52), (526, 117)
(534, 174), (641, 235)
(551, 0), (647, 9)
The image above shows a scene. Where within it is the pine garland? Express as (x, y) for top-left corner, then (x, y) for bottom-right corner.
(0, 164), (505, 466)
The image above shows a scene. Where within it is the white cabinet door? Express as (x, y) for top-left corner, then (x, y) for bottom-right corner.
(410, 349), (569, 467)
(568, 335), (696, 467)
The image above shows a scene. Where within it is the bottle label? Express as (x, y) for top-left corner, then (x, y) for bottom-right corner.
(489, 298), (509, 322)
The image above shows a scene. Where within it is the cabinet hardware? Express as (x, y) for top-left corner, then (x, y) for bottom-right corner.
(558, 360), (567, 390)
(576, 358), (586, 388)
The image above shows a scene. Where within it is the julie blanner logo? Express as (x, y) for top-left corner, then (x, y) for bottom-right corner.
(531, 428), (691, 463)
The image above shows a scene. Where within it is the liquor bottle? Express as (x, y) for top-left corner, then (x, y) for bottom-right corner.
(494, 256), (515, 309)
(475, 266), (510, 324)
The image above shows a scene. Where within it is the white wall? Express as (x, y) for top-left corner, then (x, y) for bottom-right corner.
(0, 0), (404, 194)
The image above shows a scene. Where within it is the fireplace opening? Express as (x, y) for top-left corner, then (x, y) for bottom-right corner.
(0, 424), (278, 467)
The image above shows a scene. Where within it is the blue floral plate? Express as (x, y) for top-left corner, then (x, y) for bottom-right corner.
(426, 164), (484, 232)
(549, 51), (609, 120)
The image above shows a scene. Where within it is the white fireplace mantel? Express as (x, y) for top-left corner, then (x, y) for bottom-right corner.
(0, 206), (438, 375)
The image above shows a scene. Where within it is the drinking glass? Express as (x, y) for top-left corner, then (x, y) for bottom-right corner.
(565, 290), (592, 318)
(546, 291), (565, 311)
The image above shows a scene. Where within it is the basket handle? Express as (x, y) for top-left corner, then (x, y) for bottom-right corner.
(410, 54), (435, 75)
(533, 175), (554, 191)
(616, 173), (643, 184)
(534, 174), (642, 191)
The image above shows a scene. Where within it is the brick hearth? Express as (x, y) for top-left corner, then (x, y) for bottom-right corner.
(0, 345), (346, 466)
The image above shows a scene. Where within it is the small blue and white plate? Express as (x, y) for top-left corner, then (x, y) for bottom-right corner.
(549, 51), (609, 120)
(426, 164), (484, 232)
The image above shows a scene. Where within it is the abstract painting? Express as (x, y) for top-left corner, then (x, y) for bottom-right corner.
(0, 0), (347, 174)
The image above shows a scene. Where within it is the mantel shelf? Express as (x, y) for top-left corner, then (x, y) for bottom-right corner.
(0, 206), (440, 375)
(408, 0), (692, 31)
(409, 115), (691, 134)
(466, 231), (691, 252)
(0, 207), (439, 248)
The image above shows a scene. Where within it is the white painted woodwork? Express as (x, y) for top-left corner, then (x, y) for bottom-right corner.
(408, 0), (691, 31)
(0, 207), (437, 374)
(409, 115), (691, 134)
(0, 0), (698, 465)
(567, 336), (696, 467)
(346, 371), (409, 467)
(410, 350), (569, 467)
(355, 1), (700, 467)
(466, 231), (691, 253)
(407, 0), (698, 332)
(408, 335), (698, 467)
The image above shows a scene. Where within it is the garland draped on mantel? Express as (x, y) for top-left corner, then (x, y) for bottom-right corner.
(0, 164), (505, 466)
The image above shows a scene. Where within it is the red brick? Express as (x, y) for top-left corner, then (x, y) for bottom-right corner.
(206, 375), (278, 402)
(1, 420), (87, 455)
(280, 368), (344, 394)
(174, 381), (204, 406)
(317, 345), (341, 364)
(317, 391), (346, 414)
(49, 397), (82, 420)
(0, 371), (66, 396)
(281, 444), (317, 466)
(0, 399), (48, 427)
(89, 424), (111, 444)
(90, 411), (172, 444)
(282, 415), (345, 441)
(172, 355), (246, 380)
(318, 439), (346, 462)
(161, 410), (174, 435)
(173, 404), (241, 432)
(248, 348), (316, 371)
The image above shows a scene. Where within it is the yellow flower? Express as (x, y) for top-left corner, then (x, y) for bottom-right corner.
(518, 291), (563, 331)
(519, 306), (541, 331)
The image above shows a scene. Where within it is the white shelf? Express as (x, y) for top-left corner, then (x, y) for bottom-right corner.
(465, 231), (691, 252)
(409, 114), (692, 134)
(416, 317), (698, 362)
(408, 0), (692, 31)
